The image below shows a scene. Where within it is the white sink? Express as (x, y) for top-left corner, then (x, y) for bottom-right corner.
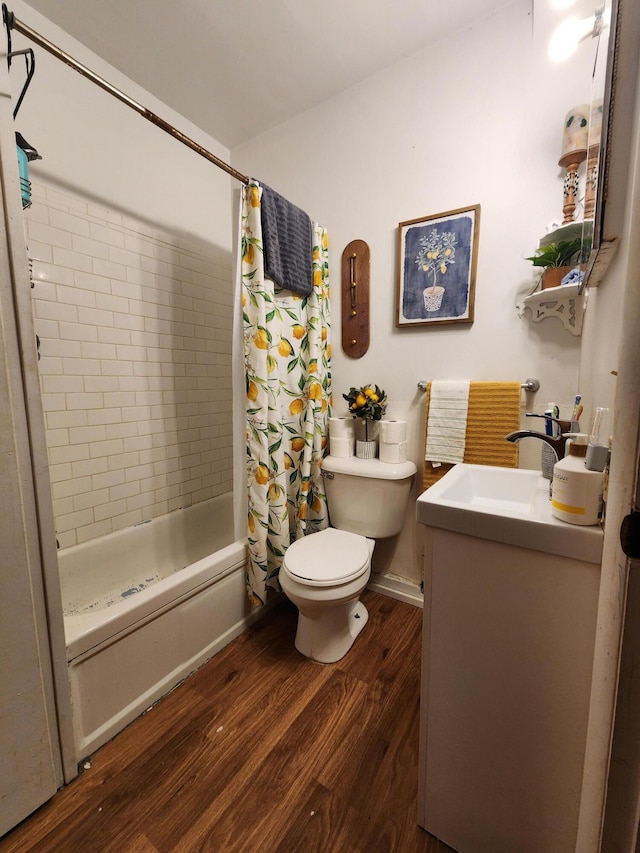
(417, 463), (603, 564)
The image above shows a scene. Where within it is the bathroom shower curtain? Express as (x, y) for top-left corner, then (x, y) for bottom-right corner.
(240, 182), (331, 606)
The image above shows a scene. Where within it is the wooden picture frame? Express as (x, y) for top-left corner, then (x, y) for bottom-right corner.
(396, 204), (480, 327)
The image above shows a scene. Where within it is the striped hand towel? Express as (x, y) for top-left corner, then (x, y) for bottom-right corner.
(425, 380), (470, 465)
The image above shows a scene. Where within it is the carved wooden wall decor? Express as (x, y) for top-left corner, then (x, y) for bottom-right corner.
(341, 239), (370, 358)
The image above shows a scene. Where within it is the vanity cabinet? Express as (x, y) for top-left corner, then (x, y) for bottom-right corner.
(417, 526), (600, 852)
(416, 466), (603, 852)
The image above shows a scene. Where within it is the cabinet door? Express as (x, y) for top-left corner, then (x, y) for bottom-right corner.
(418, 528), (599, 853)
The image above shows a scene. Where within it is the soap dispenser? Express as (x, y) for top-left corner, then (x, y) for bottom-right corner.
(551, 433), (603, 526)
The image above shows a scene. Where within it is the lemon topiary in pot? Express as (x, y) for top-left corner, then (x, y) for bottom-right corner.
(343, 384), (387, 458)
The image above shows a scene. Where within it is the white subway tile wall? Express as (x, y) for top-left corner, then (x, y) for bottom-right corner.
(26, 183), (234, 548)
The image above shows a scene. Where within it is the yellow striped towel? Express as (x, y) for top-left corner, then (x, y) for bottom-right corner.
(423, 381), (521, 491)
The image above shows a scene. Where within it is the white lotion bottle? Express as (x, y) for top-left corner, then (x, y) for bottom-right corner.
(551, 433), (603, 526)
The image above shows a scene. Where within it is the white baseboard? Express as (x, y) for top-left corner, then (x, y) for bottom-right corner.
(367, 572), (423, 608)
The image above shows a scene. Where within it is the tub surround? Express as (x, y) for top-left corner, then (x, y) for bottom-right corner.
(26, 182), (234, 550)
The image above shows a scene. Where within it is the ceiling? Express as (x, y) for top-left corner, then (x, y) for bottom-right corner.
(22, 0), (515, 148)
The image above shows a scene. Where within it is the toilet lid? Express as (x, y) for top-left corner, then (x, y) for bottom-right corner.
(284, 528), (370, 585)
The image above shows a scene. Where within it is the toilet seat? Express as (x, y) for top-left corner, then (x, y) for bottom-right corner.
(283, 528), (370, 586)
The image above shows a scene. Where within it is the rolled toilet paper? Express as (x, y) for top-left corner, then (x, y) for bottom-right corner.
(329, 436), (354, 458)
(379, 440), (408, 464)
(329, 417), (354, 439)
(380, 419), (407, 444)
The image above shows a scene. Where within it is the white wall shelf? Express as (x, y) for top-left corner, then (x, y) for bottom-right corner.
(538, 221), (585, 247)
(517, 282), (585, 336)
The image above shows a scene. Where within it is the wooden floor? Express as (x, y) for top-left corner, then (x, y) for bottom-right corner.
(1, 591), (453, 853)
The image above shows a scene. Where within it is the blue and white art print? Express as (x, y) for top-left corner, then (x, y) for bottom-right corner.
(396, 205), (480, 327)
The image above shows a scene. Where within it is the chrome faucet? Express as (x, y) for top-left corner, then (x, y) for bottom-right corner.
(503, 415), (573, 461)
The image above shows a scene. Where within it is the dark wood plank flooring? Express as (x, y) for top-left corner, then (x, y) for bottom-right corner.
(1, 590), (454, 852)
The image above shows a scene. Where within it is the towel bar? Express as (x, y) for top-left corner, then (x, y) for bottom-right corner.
(417, 378), (540, 393)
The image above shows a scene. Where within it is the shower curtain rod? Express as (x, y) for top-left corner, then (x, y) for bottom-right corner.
(2, 5), (250, 185)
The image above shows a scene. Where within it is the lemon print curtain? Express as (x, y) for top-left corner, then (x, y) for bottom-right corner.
(241, 182), (331, 606)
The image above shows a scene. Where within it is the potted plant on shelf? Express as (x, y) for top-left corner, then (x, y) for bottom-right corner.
(343, 384), (387, 459)
(526, 238), (584, 290)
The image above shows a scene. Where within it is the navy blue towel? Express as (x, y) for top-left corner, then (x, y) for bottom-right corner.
(258, 182), (313, 297)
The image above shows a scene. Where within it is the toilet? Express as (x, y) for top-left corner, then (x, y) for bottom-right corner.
(279, 454), (417, 663)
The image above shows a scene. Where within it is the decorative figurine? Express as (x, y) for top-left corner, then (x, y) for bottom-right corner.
(559, 104), (590, 224)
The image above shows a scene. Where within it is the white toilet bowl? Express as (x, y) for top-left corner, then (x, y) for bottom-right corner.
(279, 527), (374, 663)
(280, 454), (416, 663)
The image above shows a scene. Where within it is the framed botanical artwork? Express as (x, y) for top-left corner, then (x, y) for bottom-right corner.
(396, 204), (480, 327)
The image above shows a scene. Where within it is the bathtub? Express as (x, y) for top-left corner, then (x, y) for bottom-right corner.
(58, 494), (256, 762)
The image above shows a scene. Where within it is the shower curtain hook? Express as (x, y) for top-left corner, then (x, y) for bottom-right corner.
(2, 5), (37, 119)
(2, 4), (14, 66)
(10, 46), (35, 118)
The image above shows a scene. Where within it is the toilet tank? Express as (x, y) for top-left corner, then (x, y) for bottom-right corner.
(322, 455), (417, 538)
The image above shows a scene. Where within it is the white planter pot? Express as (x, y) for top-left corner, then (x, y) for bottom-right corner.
(356, 439), (377, 459)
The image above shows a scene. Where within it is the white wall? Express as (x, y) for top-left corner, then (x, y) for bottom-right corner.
(14, 0), (232, 249)
(232, 1), (598, 583)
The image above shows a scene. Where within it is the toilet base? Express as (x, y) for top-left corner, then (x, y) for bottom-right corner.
(294, 599), (369, 664)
